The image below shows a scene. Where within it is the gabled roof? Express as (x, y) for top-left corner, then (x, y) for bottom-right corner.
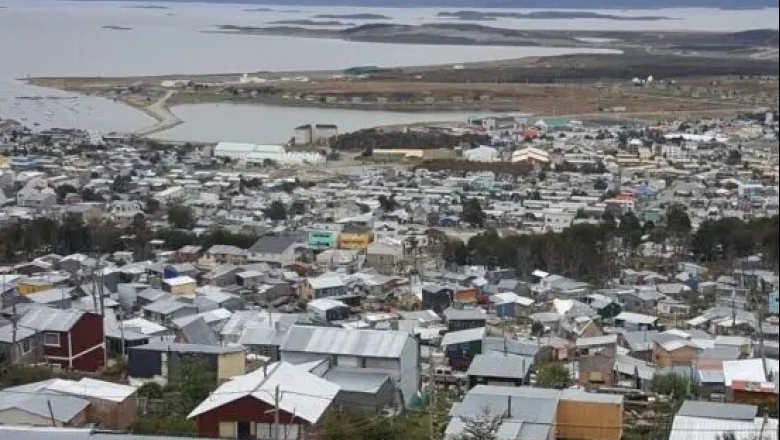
(188, 361), (339, 424)
(248, 236), (299, 254)
(18, 307), (86, 332)
(467, 353), (532, 379)
(0, 391), (88, 423)
(441, 327), (486, 347)
(677, 401), (757, 421)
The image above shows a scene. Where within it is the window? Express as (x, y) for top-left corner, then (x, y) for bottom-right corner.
(43, 332), (61, 347)
(21, 338), (32, 354)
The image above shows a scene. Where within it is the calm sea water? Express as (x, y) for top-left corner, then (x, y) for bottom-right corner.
(1, 0), (777, 139)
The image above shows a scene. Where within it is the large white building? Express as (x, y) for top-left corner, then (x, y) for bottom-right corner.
(214, 142), (324, 165)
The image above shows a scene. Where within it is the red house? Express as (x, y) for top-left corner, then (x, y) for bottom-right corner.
(188, 362), (339, 439)
(19, 307), (105, 372)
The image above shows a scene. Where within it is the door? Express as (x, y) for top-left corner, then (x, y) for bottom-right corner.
(237, 421), (252, 439)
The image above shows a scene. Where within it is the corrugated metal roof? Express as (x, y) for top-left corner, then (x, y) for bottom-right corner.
(0, 391), (88, 423)
(677, 401), (757, 420)
(281, 325), (411, 358)
(188, 361), (339, 424)
(450, 385), (559, 425)
(18, 307), (84, 332)
(669, 415), (778, 440)
(467, 353), (532, 379)
(0, 425), (218, 439)
(441, 327), (486, 347)
(323, 369), (390, 394)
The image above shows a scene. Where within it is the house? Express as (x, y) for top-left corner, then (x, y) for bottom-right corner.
(0, 324), (41, 365)
(5, 378), (138, 430)
(307, 230), (338, 250)
(188, 361), (339, 439)
(248, 236), (300, 268)
(723, 358), (780, 406)
(441, 327), (486, 371)
(584, 294), (622, 320)
(669, 401), (778, 440)
(491, 293), (534, 318)
(162, 276), (197, 296)
(421, 284), (455, 315)
(307, 298), (350, 322)
(444, 385), (623, 440)
(176, 245), (203, 263)
(18, 308), (105, 372)
(300, 273), (346, 300)
(142, 298), (197, 326)
(0, 390), (89, 427)
(443, 307), (486, 332)
(613, 312), (660, 331)
(653, 339), (703, 368)
(200, 245), (248, 267)
(337, 224), (373, 250)
(280, 325), (419, 407)
(576, 334), (618, 389)
(466, 353), (532, 388)
(365, 239), (404, 275)
(16, 179), (56, 209)
(127, 342), (246, 386)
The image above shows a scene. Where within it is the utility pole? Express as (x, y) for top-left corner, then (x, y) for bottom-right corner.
(429, 336), (439, 440)
(273, 385), (281, 440)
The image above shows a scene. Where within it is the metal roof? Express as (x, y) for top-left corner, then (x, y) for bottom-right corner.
(132, 341), (243, 355)
(450, 385), (560, 425)
(669, 415), (778, 440)
(443, 308), (487, 321)
(467, 353), (532, 380)
(18, 307), (85, 332)
(281, 325), (411, 359)
(0, 391), (89, 423)
(576, 334), (618, 348)
(677, 401), (757, 421)
(248, 236), (299, 254)
(323, 369), (391, 394)
(441, 327), (486, 347)
(0, 426), (218, 440)
(188, 361), (339, 424)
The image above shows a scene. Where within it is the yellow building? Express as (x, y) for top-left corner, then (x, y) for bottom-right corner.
(162, 276), (197, 296)
(217, 349), (247, 383)
(338, 225), (373, 250)
(17, 280), (54, 296)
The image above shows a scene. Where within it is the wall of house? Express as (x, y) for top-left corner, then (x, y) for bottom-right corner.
(333, 380), (396, 413)
(69, 313), (106, 372)
(218, 351), (247, 383)
(338, 233), (372, 250)
(0, 407), (88, 427)
(653, 345), (700, 368)
(195, 396), (312, 439)
(85, 396), (137, 430)
(557, 400), (623, 440)
(169, 282), (196, 296)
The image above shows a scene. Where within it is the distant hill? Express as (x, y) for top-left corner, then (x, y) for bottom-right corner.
(71, 0), (778, 10)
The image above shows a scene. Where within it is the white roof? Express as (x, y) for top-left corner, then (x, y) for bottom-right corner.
(491, 292), (534, 307)
(122, 317), (167, 335)
(670, 415), (778, 440)
(722, 358), (779, 387)
(307, 274), (344, 290)
(441, 327), (487, 347)
(188, 361), (339, 424)
(614, 312), (658, 325)
(44, 378), (136, 403)
(164, 276), (196, 286)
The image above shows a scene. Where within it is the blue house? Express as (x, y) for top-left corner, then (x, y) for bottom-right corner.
(770, 290), (779, 315)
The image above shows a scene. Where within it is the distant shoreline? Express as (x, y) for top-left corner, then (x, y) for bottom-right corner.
(63, 0), (778, 11)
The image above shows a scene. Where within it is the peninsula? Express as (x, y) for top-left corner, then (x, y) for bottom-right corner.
(437, 10), (672, 21)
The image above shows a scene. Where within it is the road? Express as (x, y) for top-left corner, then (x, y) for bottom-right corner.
(132, 90), (182, 136)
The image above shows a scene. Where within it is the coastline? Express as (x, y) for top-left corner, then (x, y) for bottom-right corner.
(128, 90), (182, 136)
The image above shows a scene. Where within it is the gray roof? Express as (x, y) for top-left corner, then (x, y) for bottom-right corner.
(249, 236), (299, 254)
(238, 326), (287, 346)
(697, 346), (740, 361)
(0, 426), (217, 440)
(0, 391), (89, 423)
(483, 337), (539, 358)
(450, 385), (560, 424)
(443, 308), (486, 321)
(467, 353), (533, 379)
(131, 341), (244, 355)
(18, 307), (85, 332)
(0, 324), (36, 343)
(178, 317), (219, 346)
(281, 325), (411, 358)
(622, 330), (660, 352)
(143, 298), (194, 315)
(677, 401), (757, 421)
(324, 369), (391, 394)
(25, 288), (74, 304)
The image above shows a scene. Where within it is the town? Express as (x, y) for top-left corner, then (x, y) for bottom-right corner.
(0, 109), (777, 440)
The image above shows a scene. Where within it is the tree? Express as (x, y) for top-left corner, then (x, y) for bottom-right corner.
(55, 184), (78, 202)
(167, 205), (195, 229)
(378, 194), (398, 212)
(263, 200), (287, 221)
(535, 363), (573, 389)
(618, 212), (643, 253)
(594, 178), (609, 190)
(111, 175), (132, 193)
(650, 373), (698, 400)
(288, 200), (307, 216)
(456, 409), (503, 440)
(461, 198), (485, 228)
(173, 360), (217, 414)
(145, 198), (161, 214)
(531, 321), (545, 337)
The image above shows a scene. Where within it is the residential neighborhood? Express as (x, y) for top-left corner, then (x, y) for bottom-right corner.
(0, 110), (777, 440)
